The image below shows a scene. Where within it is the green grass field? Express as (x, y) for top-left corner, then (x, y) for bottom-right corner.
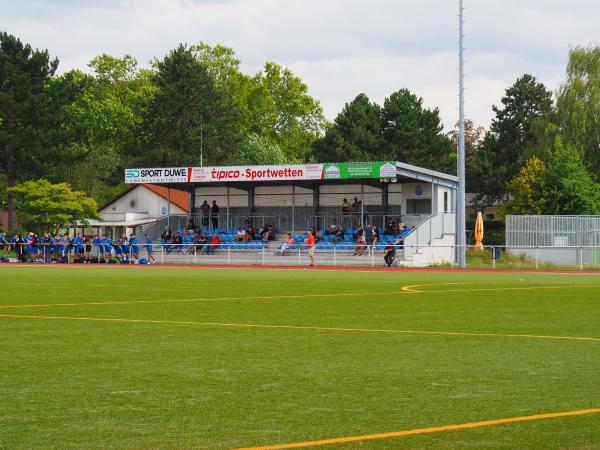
(1, 266), (600, 449)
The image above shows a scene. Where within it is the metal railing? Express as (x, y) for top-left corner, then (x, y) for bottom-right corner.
(3, 242), (600, 270)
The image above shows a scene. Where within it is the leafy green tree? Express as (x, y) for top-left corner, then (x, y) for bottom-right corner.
(381, 89), (455, 172)
(143, 44), (243, 166)
(473, 74), (553, 200)
(502, 138), (600, 216)
(225, 133), (288, 165)
(312, 93), (386, 162)
(8, 179), (99, 233)
(556, 46), (600, 176)
(251, 62), (326, 162)
(59, 55), (155, 202)
(191, 43), (326, 162)
(0, 32), (58, 230)
(501, 157), (546, 216)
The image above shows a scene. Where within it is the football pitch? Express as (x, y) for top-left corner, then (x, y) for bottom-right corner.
(1, 266), (600, 449)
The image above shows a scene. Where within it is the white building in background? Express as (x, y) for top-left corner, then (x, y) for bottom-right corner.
(81, 184), (189, 238)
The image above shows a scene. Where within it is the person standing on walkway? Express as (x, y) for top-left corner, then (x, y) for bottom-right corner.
(210, 200), (220, 229)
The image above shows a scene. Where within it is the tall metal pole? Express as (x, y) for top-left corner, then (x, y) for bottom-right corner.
(200, 116), (203, 167)
(457, 0), (466, 268)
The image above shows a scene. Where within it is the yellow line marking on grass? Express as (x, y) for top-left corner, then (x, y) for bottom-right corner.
(1, 283), (598, 310)
(1, 313), (599, 342)
(0, 290), (417, 309)
(400, 282), (600, 293)
(235, 407), (600, 449)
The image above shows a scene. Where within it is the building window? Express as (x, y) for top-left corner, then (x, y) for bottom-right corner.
(443, 192), (448, 213)
(406, 199), (432, 214)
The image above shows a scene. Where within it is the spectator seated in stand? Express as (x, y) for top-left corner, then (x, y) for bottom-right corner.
(279, 233), (297, 255)
(246, 226), (256, 241)
(353, 229), (367, 256)
(313, 228), (324, 242)
(332, 224), (344, 243)
(260, 221), (276, 241)
(327, 219), (338, 236)
(384, 219), (398, 236)
(161, 227), (172, 243)
(197, 231), (208, 254)
(235, 228), (247, 242)
(206, 234), (220, 254)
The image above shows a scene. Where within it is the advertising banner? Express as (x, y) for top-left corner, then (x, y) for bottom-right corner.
(323, 162), (396, 180)
(125, 162), (397, 183)
(125, 167), (189, 184)
(189, 164), (324, 183)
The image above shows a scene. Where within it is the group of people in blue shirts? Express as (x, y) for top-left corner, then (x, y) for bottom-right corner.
(2, 231), (157, 264)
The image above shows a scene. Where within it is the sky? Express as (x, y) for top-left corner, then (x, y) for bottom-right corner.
(2, 0), (599, 130)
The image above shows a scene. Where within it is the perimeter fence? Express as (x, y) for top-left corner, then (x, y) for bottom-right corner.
(3, 243), (600, 271)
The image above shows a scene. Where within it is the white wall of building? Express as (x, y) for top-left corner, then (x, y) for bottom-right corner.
(100, 186), (186, 220)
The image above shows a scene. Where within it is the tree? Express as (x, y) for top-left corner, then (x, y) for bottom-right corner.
(251, 62), (326, 162)
(8, 179), (99, 234)
(556, 46), (600, 177)
(502, 137), (600, 216)
(58, 55), (155, 202)
(381, 89), (455, 172)
(312, 93), (386, 162)
(0, 32), (59, 230)
(224, 133), (288, 165)
(189, 43), (327, 162)
(143, 44), (243, 166)
(501, 157), (546, 216)
(473, 74), (553, 200)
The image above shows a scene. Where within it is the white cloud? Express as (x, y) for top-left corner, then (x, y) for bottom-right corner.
(2, 0), (599, 129)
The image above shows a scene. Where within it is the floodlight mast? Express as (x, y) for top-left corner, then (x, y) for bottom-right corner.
(457, 0), (466, 268)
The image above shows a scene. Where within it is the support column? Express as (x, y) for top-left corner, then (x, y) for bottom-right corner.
(292, 185), (296, 233)
(188, 185), (196, 222)
(226, 186), (230, 231)
(382, 184), (389, 224)
(312, 186), (320, 230)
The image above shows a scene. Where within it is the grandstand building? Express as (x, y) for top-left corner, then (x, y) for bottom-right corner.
(125, 162), (459, 266)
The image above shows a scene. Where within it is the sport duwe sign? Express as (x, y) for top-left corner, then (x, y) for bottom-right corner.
(124, 162), (397, 184)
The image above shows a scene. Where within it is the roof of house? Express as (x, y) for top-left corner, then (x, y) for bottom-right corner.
(99, 184), (190, 213)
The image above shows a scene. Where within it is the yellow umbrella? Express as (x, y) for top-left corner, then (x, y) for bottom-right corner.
(474, 211), (484, 250)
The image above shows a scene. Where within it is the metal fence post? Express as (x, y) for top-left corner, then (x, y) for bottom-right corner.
(262, 246), (265, 266)
(194, 245), (197, 264)
(370, 245), (374, 267)
(492, 247), (496, 269)
(536, 247), (539, 270)
(161, 246), (164, 264)
(298, 246), (301, 266)
(227, 245), (231, 265)
(333, 246), (336, 267)
(580, 247), (584, 270)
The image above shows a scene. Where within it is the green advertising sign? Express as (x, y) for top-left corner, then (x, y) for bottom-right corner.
(323, 162), (396, 180)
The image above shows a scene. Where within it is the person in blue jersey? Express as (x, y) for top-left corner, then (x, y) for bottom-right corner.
(129, 233), (140, 263)
(72, 232), (84, 263)
(102, 235), (113, 262)
(45, 233), (56, 263)
(113, 236), (123, 262)
(121, 234), (130, 263)
(55, 235), (66, 263)
(143, 233), (156, 264)
(28, 233), (39, 262)
(92, 234), (104, 262)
